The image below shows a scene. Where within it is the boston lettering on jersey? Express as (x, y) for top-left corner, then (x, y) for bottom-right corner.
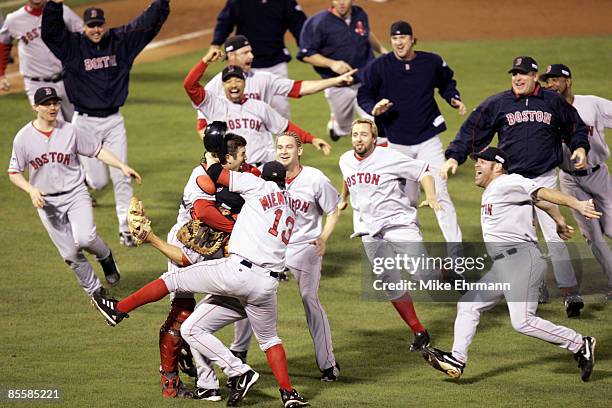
(505, 110), (552, 126)
(344, 172), (380, 188)
(481, 203), (493, 216)
(84, 55), (118, 71)
(288, 196), (310, 214)
(29, 151), (71, 169)
(259, 191), (287, 211)
(20, 27), (40, 45)
(227, 118), (263, 131)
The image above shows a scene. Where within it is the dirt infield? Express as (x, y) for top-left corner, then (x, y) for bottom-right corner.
(2, 0), (611, 92)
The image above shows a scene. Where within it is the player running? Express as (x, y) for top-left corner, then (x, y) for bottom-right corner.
(423, 147), (598, 382)
(8, 86), (141, 301)
(339, 118), (441, 352)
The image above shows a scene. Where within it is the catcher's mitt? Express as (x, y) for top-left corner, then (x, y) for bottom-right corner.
(176, 220), (229, 257)
(127, 197), (152, 245)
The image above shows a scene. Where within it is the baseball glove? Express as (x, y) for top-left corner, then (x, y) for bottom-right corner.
(176, 220), (229, 257)
(127, 197), (152, 245)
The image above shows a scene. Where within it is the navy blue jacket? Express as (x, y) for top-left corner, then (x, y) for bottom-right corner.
(358, 51), (461, 146)
(41, 0), (169, 115)
(445, 84), (590, 178)
(297, 6), (374, 79)
(212, 0), (306, 69)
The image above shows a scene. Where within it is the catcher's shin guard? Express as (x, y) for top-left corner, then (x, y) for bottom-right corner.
(161, 371), (192, 399)
(159, 298), (196, 375)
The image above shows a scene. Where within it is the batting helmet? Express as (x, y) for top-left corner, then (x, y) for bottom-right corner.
(203, 121), (228, 161)
(261, 161), (286, 188)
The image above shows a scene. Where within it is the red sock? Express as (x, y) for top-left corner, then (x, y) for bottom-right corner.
(265, 344), (292, 391)
(117, 278), (169, 313)
(391, 294), (425, 333)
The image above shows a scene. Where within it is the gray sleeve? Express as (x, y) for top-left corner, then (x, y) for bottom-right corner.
(75, 127), (102, 158)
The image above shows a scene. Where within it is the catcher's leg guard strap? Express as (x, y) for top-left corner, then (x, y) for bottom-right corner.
(159, 298), (196, 373)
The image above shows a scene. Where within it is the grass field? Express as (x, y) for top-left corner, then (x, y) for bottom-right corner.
(1, 36), (611, 407)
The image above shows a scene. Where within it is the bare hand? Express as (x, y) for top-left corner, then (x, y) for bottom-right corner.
(330, 60), (352, 75)
(309, 237), (327, 257)
(202, 47), (224, 64)
(29, 188), (46, 208)
(451, 98), (467, 115)
(122, 165), (142, 184)
(379, 46), (389, 54)
(556, 221), (574, 241)
(337, 199), (348, 211)
(577, 198), (602, 219)
(440, 158), (458, 180)
(570, 147), (587, 170)
(0, 76), (10, 92)
(419, 197), (443, 212)
(312, 137), (331, 155)
(205, 151), (221, 165)
(372, 98), (393, 116)
(335, 68), (357, 86)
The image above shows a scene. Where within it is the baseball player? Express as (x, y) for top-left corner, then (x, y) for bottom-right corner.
(7, 86), (141, 300)
(210, 0), (307, 118)
(540, 63), (612, 301)
(41, 0), (170, 247)
(184, 48), (332, 167)
(0, 0), (82, 121)
(229, 132), (342, 381)
(339, 118), (441, 352)
(92, 161), (310, 408)
(423, 147), (598, 382)
(297, 0), (388, 141)
(196, 34), (357, 135)
(442, 56), (590, 316)
(357, 20), (465, 253)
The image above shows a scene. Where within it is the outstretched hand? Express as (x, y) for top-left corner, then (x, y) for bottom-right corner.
(577, 198), (602, 219)
(312, 137), (331, 155)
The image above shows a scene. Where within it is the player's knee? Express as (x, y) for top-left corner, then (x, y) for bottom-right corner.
(179, 315), (199, 340)
(258, 337), (283, 352)
(73, 232), (97, 249)
(509, 315), (533, 334)
(86, 174), (109, 190)
(300, 291), (320, 308)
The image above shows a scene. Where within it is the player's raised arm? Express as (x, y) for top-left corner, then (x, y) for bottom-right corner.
(42, 0), (74, 60)
(120, 0), (170, 59)
(534, 187), (602, 220)
(183, 49), (224, 105)
(297, 68), (357, 96)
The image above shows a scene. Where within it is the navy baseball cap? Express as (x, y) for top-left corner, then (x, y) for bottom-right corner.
(83, 8), (105, 25)
(261, 161), (286, 184)
(222, 65), (246, 82)
(539, 64), (572, 81)
(224, 35), (250, 53)
(34, 87), (61, 105)
(472, 147), (510, 170)
(390, 20), (413, 36)
(508, 56), (538, 74)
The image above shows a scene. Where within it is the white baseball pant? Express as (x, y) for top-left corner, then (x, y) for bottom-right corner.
(38, 186), (110, 295)
(559, 164), (612, 290)
(252, 61), (290, 118)
(325, 83), (372, 136)
(533, 169), (578, 289)
(452, 244), (584, 363)
(230, 242), (337, 371)
(72, 112), (132, 235)
(388, 136), (463, 256)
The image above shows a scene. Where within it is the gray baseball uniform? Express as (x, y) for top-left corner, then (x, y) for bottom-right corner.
(559, 95), (612, 290)
(452, 174), (585, 363)
(8, 119), (111, 295)
(230, 166), (340, 371)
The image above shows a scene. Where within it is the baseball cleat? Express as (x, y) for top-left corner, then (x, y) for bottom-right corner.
(227, 369), (259, 406)
(422, 346), (465, 379)
(161, 371), (193, 398)
(327, 116), (340, 142)
(574, 336), (596, 382)
(119, 232), (137, 247)
(409, 330), (430, 352)
(99, 251), (120, 287)
(193, 387), (222, 401)
(564, 294), (584, 318)
(320, 362), (341, 382)
(280, 388), (310, 408)
(90, 291), (128, 326)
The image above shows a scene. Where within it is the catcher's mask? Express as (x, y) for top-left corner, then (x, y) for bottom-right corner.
(262, 161), (286, 188)
(204, 121), (229, 163)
